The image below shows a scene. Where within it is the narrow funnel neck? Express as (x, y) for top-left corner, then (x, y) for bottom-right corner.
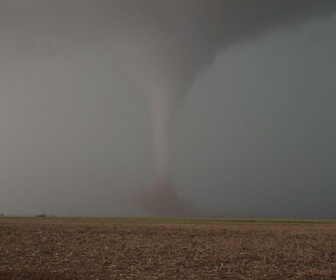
(149, 91), (177, 182)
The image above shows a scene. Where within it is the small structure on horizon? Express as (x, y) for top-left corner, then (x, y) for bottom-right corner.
(35, 212), (46, 218)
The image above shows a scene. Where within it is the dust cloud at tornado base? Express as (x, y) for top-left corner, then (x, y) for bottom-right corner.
(0, 1), (336, 216)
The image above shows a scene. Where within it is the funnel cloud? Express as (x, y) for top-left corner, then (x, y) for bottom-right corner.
(107, 0), (336, 215)
(0, 1), (336, 217)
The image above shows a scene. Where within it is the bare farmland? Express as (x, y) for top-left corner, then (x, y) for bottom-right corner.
(0, 218), (335, 279)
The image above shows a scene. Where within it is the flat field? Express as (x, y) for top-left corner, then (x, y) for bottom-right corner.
(0, 217), (335, 279)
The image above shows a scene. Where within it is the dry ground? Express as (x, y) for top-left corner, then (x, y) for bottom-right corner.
(0, 218), (335, 279)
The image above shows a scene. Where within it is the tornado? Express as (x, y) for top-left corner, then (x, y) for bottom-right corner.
(2, 0), (336, 216)
(108, 0), (336, 215)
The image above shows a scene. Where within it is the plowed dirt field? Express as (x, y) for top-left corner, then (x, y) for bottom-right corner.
(0, 218), (335, 279)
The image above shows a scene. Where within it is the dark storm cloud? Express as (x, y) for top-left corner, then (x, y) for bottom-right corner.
(2, 1), (336, 86)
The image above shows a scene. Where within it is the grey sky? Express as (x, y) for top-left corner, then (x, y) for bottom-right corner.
(0, 1), (335, 217)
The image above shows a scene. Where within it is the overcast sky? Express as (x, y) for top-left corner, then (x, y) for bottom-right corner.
(0, 1), (335, 218)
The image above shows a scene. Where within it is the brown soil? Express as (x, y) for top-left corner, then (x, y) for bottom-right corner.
(0, 218), (335, 279)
